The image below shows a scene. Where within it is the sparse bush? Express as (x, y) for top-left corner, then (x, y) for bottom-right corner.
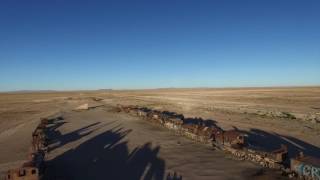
(281, 112), (296, 119)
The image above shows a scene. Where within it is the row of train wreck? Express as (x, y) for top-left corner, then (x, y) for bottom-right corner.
(116, 104), (320, 180)
(4, 117), (59, 180)
(3, 104), (319, 180)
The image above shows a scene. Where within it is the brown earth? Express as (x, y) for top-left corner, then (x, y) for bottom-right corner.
(0, 87), (319, 179)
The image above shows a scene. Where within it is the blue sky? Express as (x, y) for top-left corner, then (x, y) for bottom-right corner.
(0, 0), (319, 91)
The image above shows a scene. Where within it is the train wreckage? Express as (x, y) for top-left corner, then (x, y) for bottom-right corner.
(116, 104), (320, 180)
(4, 104), (319, 180)
(5, 117), (59, 180)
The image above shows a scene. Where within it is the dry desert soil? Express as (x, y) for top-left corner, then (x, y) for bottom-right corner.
(0, 87), (320, 180)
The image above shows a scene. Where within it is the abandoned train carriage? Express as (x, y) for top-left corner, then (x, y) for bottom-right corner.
(5, 167), (39, 180)
(291, 153), (320, 180)
(145, 110), (165, 125)
(179, 124), (213, 143)
(163, 117), (184, 131)
(195, 126), (215, 144)
(6, 146), (45, 180)
(5, 116), (51, 180)
(180, 124), (198, 140)
(136, 108), (148, 118)
(32, 129), (48, 152)
(223, 144), (288, 169)
(213, 129), (246, 149)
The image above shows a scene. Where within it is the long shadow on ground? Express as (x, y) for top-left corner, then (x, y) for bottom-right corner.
(43, 111), (320, 180)
(238, 128), (320, 165)
(47, 121), (101, 152)
(44, 125), (165, 180)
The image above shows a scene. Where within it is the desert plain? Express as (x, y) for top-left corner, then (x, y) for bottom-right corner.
(0, 87), (319, 180)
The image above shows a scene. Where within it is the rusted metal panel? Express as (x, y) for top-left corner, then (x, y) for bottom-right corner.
(270, 144), (288, 163)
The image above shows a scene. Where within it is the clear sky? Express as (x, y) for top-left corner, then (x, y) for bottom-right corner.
(0, 0), (319, 91)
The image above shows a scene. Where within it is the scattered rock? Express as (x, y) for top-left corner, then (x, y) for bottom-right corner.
(310, 118), (319, 124)
(75, 103), (89, 110)
(92, 97), (103, 101)
(304, 114), (320, 123)
(280, 112), (296, 119)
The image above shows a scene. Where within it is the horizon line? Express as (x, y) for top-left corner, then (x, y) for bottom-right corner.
(1, 85), (320, 93)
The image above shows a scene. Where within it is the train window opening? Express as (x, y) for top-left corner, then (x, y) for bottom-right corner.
(31, 169), (36, 174)
(18, 169), (26, 177)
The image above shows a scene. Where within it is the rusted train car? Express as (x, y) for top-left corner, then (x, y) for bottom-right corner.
(5, 117), (52, 180)
(5, 149), (45, 180)
(213, 129), (245, 148)
(290, 152), (320, 180)
(6, 167), (39, 180)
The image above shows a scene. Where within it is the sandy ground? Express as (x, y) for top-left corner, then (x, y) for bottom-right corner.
(0, 87), (319, 179)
